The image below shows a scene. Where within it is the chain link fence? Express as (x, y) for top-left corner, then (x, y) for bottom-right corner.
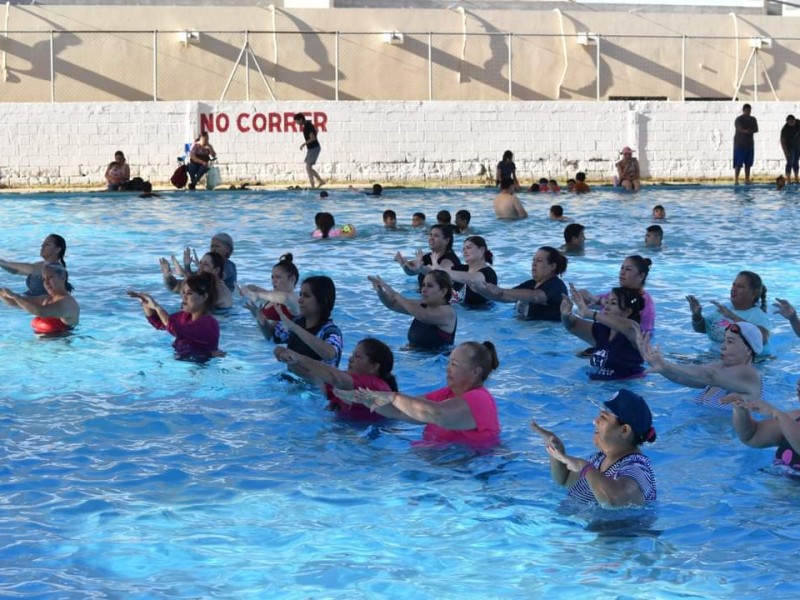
(1, 30), (798, 102)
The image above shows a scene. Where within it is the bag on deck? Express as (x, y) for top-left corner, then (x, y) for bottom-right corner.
(206, 165), (221, 190)
(171, 165), (188, 189)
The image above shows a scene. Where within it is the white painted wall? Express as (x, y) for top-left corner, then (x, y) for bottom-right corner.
(0, 101), (793, 187)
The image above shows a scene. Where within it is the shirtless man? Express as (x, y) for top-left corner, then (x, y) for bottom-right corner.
(493, 178), (528, 220)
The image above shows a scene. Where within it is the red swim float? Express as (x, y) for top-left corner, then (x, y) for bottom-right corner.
(31, 316), (71, 335)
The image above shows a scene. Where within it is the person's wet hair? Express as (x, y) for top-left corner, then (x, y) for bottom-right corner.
(303, 275), (336, 323)
(538, 246), (568, 276)
(274, 253), (299, 283)
(357, 338), (398, 391)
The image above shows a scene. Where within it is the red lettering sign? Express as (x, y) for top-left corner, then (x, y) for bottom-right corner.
(198, 112), (329, 134)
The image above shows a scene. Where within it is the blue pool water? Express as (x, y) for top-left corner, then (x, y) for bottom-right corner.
(1, 186), (800, 598)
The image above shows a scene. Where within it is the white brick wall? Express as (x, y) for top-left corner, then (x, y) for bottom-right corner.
(0, 100), (794, 187)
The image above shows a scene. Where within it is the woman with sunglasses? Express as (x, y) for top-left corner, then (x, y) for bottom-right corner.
(531, 389), (657, 507)
(636, 321), (762, 410)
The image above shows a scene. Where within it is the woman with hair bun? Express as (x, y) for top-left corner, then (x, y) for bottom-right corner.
(577, 255), (656, 334)
(435, 235), (497, 308)
(241, 253), (300, 336)
(687, 270), (770, 354)
(562, 284), (645, 380)
(0, 234), (68, 296)
(532, 389), (657, 507)
(339, 341), (501, 447)
(275, 337), (397, 421)
(472, 246), (567, 321)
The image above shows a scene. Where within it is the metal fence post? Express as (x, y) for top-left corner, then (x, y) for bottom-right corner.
(508, 32), (513, 100)
(49, 30), (55, 102)
(245, 30), (250, 101)
(681, 35), (686, 101)
(335, 31), (339, 101)
(428, 32), (433, 101)
(596, 34), (601, 101)
(153, 30), (158, 101)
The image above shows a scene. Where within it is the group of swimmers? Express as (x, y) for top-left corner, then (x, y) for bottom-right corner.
(2, 202), (800, 510)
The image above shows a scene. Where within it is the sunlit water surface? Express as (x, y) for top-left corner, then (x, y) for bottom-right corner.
(1, 186), (800, 599)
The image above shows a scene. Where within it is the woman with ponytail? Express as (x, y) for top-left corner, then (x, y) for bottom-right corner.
(340, 341), (501, 447)
(274, 337), (397, 421)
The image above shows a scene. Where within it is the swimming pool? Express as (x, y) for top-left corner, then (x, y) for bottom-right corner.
(1, 186), (800, 598)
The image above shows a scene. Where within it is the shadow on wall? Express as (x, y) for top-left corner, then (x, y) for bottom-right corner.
(6, 6), (153, 100)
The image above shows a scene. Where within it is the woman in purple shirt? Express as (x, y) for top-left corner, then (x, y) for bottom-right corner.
(128, 272), (221, 360)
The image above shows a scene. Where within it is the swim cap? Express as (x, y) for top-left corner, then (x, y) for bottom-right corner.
(726, 321), (763, 355)
(341, 225), (353, 234)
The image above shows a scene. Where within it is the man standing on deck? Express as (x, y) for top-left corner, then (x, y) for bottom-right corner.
(294, 113), (325, 189)
(733, 103), (758, 185)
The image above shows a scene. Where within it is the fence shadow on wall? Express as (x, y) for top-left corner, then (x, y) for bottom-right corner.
(2, 28), (800, 102)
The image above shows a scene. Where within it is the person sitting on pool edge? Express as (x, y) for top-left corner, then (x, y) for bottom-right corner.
(645, 225), (663, 249)
(531, 389), (657, 507)
(616, 147), (641, 192)
(274, 337), (398, 422)
(494, 177), (528, 220)
(128, 272), (221, 360)
(338, 341), (501, 448)
(722, 379), (800, 475)
(0, 263), (79, 335)
(561, 223), (586, 255)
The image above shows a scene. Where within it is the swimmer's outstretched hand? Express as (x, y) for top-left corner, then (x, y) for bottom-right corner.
(559, 294), (574, 316)
(274, 346), (299, 365)
(773, 298), (797, 321)
(276, 304), (295, 329)
(127, 289), (156, 309)
(332, 387), (359, 405)
(530, 420), (564, 453)
(636, 330), (665, 372)
(709, 300), (736, 321)
(720, 392), (747, 408)
(159, 257), (172, 276)
(568, 282), (589, 316)
(545, 444), (583, 472)
(353, 388), (394, 410)
(686, 294), (702, 315)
